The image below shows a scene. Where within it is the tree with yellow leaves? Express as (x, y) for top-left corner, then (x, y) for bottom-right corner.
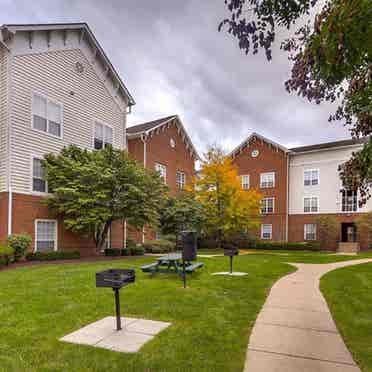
(194, 145), (261, 247)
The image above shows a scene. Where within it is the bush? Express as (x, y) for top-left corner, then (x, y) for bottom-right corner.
(0, 245), (14, 266)
(253, 241), (321, 251)
(104, 248), (122, 256)
(7, 234), (32, 261)
(130, 246), (145, 256)
(25, 251), (80, 261)
(126, 237), (137, 250)
(143, 239), (175, 253)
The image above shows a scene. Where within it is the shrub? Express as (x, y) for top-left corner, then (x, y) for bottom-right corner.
(25, 251), (80, 261)
(130, 246), (145, 256)
(253, 241), (321, 251)
(126, 237), (137, 250)
(0, 245), (14, 266)
(143, 239), (175, 253)
(7, 234), (32, 261)
(104, 248), (122, 256)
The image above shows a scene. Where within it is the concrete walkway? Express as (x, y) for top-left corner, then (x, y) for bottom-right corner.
(244, 259), (372, 372)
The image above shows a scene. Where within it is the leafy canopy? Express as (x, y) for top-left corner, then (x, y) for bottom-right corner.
(194, 145), (261, 244)
(220, 0), (371, 202)
(43, 145), (167, 250)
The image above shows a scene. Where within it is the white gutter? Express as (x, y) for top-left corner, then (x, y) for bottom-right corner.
(141, 134), (147, 244)
(6, 46), (12, 235)
(285, 154), (289, 241)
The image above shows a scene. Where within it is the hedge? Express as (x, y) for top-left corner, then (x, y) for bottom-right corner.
(26, 251), (81, 261)
(253, 241), (321, 251)
(0, 245), (14, 267)
(143, 239), (175, 254)
(104, 246), (145, 256)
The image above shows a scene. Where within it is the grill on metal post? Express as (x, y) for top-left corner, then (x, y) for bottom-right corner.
(223, 242), (239, 274)
(96, 269), (135, 331)
(181, 231), (197, 288)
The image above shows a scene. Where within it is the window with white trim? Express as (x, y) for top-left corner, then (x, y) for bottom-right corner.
(94, 121), (113, 150)
(155, 163), (167, 183)
(304, 224), (317, 240)
(341, 190), (357, 212)
(32, 93), (62, 137)
(304, 197), (318, 213)
(260, 172), (275, 188)
(241, 175), (250, 190)
(176, 171), (186, 190)
(32, 157), (47, 193)
(261, 224), (272, 240)
(304, 169), (319, 186)
(35, 220), (57, 252)
(261, 197), (275, 214)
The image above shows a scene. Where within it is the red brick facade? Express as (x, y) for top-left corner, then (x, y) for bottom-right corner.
(232, 137), (288, 241)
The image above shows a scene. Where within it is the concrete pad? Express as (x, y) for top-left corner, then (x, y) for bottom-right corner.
(249, 323), (356, 365)
(256, 306), (338, 332)
(245, 350), (360, 372)
(60, 316), (171, 353)
(212, 272), (248, 276)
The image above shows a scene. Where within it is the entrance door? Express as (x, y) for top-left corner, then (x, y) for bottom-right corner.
(341, 223), (357, 243)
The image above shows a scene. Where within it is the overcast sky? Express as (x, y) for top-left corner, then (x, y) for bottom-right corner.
(2, 0), (351, 153)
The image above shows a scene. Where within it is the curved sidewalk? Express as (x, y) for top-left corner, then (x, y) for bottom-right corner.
(244, 259), (372, 372)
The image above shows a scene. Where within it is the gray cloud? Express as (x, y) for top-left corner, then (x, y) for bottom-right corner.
(2, 0), (350, 153)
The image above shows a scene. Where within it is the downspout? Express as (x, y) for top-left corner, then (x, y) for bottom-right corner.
(141, 133), (147, 244)
(285, 153), (290, 242)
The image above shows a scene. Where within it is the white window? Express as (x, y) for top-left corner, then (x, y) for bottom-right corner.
(341, 190), (357, 212)
(155, 163), (167, 183)
(260, 172), (275, 188)
(304, 224), (317, 240)
(35, 220), (57, 252)
(304, 197), (318, 213)
(94, 121), (113, 150)
(241, 175), (250, 190)
(304, 169), (319, 186)
(32, 157), (47, 193)
(176, 171), (186, 190)
(32, 93), (62, 137)
(261, 197), (275, 214)
(261, 224), (272, 240)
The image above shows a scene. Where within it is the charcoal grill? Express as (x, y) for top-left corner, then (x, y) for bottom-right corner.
(96, 269), (135, 330)
(223, 242), (239, 274)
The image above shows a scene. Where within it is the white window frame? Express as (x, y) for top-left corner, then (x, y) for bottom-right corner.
(241, 175), (250, 190)
(261, 224), (272, 240)
(31, 92), (63, 139)
(261, 197), (275, 214)
(30, 155), (49, 195)
(304, 224), (317, 241)
(176, 170), (186, 190)
(304, 169), (320, 186)
(341, 189), (358, 213)
(260, 172), (275, 188)
(34, 219), (58, 252)
(155, 163), (167, 184)
(303, 196), (319, 213)
(93, 120), (114, 150)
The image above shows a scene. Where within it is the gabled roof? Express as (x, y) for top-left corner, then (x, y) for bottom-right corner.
(230, 132), (289, 158)
(290, 137), (368, 153)
(0, 22), (135, 106)
(127, 115), (200, 160)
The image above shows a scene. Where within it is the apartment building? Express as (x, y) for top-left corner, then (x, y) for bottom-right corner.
(0, 23), (135, 255)
(231, 133), (371, 251)
(127, 115), (198, 241)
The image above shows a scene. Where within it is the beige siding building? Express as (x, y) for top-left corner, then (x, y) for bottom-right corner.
(0, 23), (135, 255)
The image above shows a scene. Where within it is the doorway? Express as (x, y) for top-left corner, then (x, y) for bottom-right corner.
(341, 223), (357, 243)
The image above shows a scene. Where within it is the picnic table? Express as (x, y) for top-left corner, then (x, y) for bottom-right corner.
(141, 252), (203, 276)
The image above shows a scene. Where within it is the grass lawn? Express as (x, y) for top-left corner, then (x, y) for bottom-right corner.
(321, 262), (372, 372)
(1, 250), (371, 371)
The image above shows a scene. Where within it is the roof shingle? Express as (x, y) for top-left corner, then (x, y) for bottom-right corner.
(290, 137), (368, 153)
(126, 115), (176, 134)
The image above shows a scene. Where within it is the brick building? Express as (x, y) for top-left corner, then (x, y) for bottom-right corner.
(231, 133), (371, 251)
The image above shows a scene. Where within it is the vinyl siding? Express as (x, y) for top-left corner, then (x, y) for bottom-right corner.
(0, 46), (8, 191)
(10, 48), (126, 194)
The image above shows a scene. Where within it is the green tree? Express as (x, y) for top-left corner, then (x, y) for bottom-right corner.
(316, 215), (338, 249)
(220, 0), (372, 203)
(43, 145), (167, 251)
(194, 145), (261, 247)
(160, 193), (205, 238)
